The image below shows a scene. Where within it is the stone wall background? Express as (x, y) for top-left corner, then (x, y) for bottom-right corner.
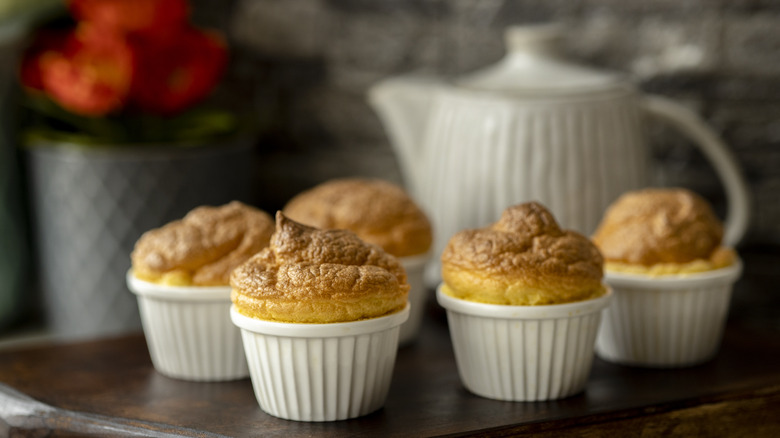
(193, 0), (780, 245)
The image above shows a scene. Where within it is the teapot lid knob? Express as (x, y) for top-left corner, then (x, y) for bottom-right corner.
(455, 22), (628, 96)
(504, 23), (564, 56)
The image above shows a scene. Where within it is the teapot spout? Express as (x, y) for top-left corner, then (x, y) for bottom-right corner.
(368, 75), (439, 194)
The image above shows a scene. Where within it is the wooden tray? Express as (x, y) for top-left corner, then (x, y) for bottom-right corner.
(1, 249), (779, 437)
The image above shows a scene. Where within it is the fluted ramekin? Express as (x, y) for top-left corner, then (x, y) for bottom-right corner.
(398, 253), (430, 345)
(126, 271), (248, 381)
(596, 259), (743, 368)
(231, 303), (410, 422)
(437, 286), (611, 401)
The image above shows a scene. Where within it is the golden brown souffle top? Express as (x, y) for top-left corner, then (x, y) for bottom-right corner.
(230, 212), (410, 323)
(591, 188), (735, 274)
(282, 178), (432, 258)
(441, 202), (605, 306)
(131, 201), (274, 286)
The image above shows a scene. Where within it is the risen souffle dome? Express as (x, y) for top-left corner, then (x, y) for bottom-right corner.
(441, 202), (605, 305)
(131, 201), (274, 286)
(230, 212), (410, 323)
(283, 178), (432, 258)
(592, 188), (735, 275)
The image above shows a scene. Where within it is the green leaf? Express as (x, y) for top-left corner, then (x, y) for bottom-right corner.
(20, 95), (241, 147)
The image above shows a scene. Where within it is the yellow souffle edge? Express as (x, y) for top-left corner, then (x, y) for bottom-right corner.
(440, 282), (607, 306)
(605, 247), (737, 277)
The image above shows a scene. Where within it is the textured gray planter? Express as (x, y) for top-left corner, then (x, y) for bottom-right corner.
(25, 139), (254, 340)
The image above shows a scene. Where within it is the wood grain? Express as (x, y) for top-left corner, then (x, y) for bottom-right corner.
(0, 383), (227, 437)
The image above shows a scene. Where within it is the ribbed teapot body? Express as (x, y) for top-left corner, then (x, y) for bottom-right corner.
(415, 89), (649, 282)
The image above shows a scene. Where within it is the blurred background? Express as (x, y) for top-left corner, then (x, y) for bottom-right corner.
(207, 0), (780, 244)
(1, 0), (779, 340)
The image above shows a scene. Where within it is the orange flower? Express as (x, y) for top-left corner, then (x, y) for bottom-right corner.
(19, 29), (69, 92)
(39, 25), (135, 116)
(128, 27), (227, 115)
(69, 0), (188, 36)
(21, 0), (228, 118)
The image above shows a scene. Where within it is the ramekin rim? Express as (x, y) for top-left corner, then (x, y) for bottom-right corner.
(435, 284), (612, 319)
(399, 252), (432, 267)
(230, 302), (411, 337)
(126, 269), (231, 301)
(603, 257), (743, 289)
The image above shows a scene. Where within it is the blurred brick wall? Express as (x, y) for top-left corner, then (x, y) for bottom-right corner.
(193, 0), (780, 245)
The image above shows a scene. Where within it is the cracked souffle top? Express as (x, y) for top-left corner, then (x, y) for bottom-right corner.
(230, 212), (410, 323)
(131, 201), (274, 286)
(440, 202), (605, 305)
(591, 188), (735, 275)
(282, 178), (432, 258)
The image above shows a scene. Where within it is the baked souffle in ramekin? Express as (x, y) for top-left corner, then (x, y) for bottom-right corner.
(131, 201), (274, 286)
(230, 211), (410, 323)
(441, 201), (606, 306)
(592, 188), (736, 276)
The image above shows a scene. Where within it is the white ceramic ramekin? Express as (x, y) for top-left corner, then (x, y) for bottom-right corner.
(126, 271), (248, 381)
(596, 260), (743, 368)
(436, 286), (612, 402)
(398, 253), (430, 345)
(231, 303), (410, 422)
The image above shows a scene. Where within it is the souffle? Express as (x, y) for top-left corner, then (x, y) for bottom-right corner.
(230, 212), (410, 323)
(282, 178), (432, 258)
(440, 202), (605, 305)
(592, 188), (736, 276)
(131, 201), (274, 286)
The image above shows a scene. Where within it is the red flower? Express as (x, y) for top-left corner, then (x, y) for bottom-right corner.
(128, 27), (227, 115)
(20, 0), (227, 118)
(19, 29), (69, 92)
(39, 25), (135, 116)
(68, 0), (188, 36)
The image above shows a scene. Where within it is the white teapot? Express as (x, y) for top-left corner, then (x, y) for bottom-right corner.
(368, 24), (750, 285)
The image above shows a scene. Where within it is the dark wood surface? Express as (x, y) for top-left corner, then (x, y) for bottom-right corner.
(1, 248), (780, 437)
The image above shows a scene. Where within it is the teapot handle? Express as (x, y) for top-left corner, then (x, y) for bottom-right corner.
(640, 95), (750, 246)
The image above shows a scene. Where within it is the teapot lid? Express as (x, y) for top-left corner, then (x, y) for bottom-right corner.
(455, 24), (630, 96)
